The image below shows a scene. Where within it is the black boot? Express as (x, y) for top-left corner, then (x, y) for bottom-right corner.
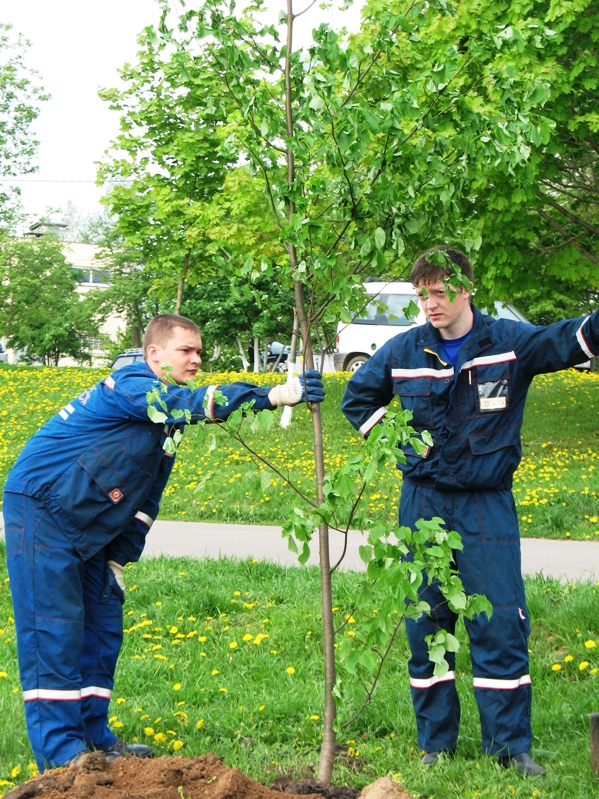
(102, 739), (155, 762)
(498, 752), (546, 777)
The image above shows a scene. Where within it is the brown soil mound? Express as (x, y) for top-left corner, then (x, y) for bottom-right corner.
(1, 752), (410, 799)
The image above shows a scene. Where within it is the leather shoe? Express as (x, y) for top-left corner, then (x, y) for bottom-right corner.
(102, 739), (155, 762)
(498, 752), (546, 777)
(421, 750), (455, 766)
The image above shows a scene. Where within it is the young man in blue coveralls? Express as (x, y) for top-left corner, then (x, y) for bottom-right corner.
(342, 246), (599, 777)
(4, 314), (325, 772)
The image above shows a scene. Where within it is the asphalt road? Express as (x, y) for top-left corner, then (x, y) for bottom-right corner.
(1, 516), (596, 582)
(143, 519), (599, 583)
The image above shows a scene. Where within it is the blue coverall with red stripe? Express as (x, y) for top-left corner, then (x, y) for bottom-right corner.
(4, 362), (276, 770)
(342, 304), (599, 756)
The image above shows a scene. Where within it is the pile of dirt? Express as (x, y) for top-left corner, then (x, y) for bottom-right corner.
(2, 753), (415, 799)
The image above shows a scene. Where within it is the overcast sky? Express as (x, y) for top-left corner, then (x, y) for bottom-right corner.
(3, 0), (363, 230)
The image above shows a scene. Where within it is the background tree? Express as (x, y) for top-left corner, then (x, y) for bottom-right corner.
(440, 0), (599, 320)
(98, 28), (240, 313)
(0, 237), (101, 365)
(0, 23), (48, 231)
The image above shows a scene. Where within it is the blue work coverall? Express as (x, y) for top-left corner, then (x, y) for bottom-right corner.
(342, 304), (599, 756)
(3, 362), (276, 770)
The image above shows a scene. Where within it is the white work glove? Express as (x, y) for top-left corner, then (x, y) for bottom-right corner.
(268, 369), (325, 407)
(107, 560), (125, 591)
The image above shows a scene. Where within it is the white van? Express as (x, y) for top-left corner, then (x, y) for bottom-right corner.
(333, 281), (536, 372)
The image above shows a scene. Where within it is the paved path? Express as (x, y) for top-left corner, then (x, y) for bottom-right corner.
(144, 519), (599, 583)
(1, 516), (596, 581)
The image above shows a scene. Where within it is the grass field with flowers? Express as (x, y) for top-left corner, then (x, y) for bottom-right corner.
(0, 364), (598, 539)
(0, 365), (598, 796)
(0, 545), (598, 798)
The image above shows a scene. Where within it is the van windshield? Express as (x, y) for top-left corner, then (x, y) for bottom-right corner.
(354, 293), (414, 326)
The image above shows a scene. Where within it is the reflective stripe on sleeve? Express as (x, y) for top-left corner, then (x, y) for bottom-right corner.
(81, 686), (112, 699)
(462, 352), (517, 370)
(359, 407), (387, 437)
(134, 511), (154, 529)
(392, 367), (454, 379)
(410, 671), (455, 689)
(472, 674), (531, 690)
(204, 385), (219, 421)
(58, 403), (75, 420)
(104, 376), (116, 390)
(23, 688), (81, 702)
(576, 319), (595, 359)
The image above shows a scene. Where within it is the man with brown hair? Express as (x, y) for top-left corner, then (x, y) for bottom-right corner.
(4, 314), (324, 772)
(342, 246), (599, 777)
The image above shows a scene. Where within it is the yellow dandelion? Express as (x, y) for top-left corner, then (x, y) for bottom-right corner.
(551, 664), (562, 671)
(585, 640), (596, 649)
(196, 719), (204, 730)
(564, 655), (574, 662)
(243, 634), (253, 641)
(144, 727), (155, 736)
(310, 715), (320, 721)
(229, 641), (238, 649)
(286, 667), (296, 675)
(172, 740), (184, 751)
(211, 669), (219, 676)
(580, 661), (590, 671)
(173, 683), (181, 691)
(154, 732), (166, 743)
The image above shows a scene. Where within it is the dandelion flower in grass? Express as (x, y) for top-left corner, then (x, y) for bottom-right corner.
(551, 664), (562, 671)
(211, 669), (219, 676)
(310, 715), (320, 721)
(0, 671), (7, 678)
(229, 641), (238, 649)
(116, 697), (126, 704)
(198, 636), (207, 643)
(564, 655), (574, 662)
(154, 732), (167, 744)
(27, 763), (38, 775)
(580, 661), (590, 671)
(591, 668), (598, 675)
(258, 705), (265, 711)
(219, 687), (228, 693)
(196, 719), (204, 730)
(243, 634), (253, 641)
(172, 740), (184, 751)
(10, 767), (20, 779)
(585, 640), (597, 649)
(144, 727), (155, 736)
(173, 683), (181, 691)
(286, 667), (296, 675)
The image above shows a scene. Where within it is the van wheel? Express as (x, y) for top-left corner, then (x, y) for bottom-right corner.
(345, 355), (370, 372)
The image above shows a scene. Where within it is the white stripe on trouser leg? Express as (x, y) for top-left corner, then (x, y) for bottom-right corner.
(81, 686), (112, 699)
(23, 688), (81, 702)
(472, 675), (531, 690)
(410, 671), (456, 689)
(576, 320), (594, 358)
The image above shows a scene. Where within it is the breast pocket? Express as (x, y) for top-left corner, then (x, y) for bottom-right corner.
(392, 376), (433, 429)
(459, 363), (511, 421)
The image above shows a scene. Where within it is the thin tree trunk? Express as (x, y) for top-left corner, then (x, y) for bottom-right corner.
(285, 0), (336, 781)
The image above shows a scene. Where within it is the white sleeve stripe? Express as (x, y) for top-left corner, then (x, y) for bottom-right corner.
(204, 385), (218, 421)
(410, 671), (456, 689)
(576, 320), (595, 358)
(462, 352), (517, 369)
(81, 685), (112, 699)
(472, 674), (531, 690)
(134, 511), (154, 529)
(104, 376), (116, 390)
(359, 407), (387, 437)
(59, 409), (69, 420)
(59, 404), (75, 420)
(23, 688), (81, 702)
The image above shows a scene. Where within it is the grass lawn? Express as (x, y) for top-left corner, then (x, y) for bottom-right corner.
(0, 364), (598, 539)
(0, 547), (597, 797)
(0, 365), (597, 796)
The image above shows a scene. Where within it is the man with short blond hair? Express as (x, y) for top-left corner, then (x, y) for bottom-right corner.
(4, 314), (324, 771)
